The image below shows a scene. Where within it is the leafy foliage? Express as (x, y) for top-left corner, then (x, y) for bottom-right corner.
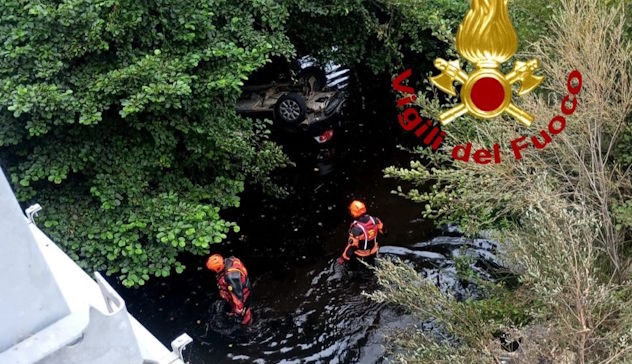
(283, 0), (468, 73)
(375, 0), (632, 362)
(368, 258), (530, 364)
(0, 0), (293, 287)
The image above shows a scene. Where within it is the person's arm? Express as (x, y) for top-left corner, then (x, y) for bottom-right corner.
(338, 236), (358, 264)
(376, 217), (386, 235)
(343, 241), (357, 260)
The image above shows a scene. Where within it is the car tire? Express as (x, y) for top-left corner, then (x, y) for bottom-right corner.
(274, 93), (307, 125)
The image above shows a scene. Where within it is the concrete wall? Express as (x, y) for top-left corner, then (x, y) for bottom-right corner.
(0, 169), (70, 351)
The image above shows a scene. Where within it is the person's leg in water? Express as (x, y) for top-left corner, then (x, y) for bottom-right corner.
(349, 254), (377, 269)
(363, 254), (377, 266)
(344, 254), (377, 280)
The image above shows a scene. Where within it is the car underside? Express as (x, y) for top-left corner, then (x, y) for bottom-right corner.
(235, 56), (349, 144)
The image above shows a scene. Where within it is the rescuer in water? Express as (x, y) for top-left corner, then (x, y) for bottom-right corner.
(206, 254), (252, 325)
(337, 200), (384, 266)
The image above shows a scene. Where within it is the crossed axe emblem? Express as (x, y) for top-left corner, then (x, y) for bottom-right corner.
(431, 58), (544, 126)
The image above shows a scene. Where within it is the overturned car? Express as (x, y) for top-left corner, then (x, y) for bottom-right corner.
(235, 56), (350, 144)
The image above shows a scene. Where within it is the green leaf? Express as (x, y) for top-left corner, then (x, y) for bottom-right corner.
(0, 0), (294, 289)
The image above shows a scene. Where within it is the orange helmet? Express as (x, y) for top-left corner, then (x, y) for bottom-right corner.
(349, 200), (367, 218)
(206, 254), (225, 273)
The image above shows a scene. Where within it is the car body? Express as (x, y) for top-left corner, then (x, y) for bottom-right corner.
(236, 56), (350, 144)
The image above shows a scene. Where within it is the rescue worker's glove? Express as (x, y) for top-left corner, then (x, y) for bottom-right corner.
(337, 257), (345, 265)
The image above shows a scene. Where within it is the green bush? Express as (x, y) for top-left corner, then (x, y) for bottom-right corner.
(0, 0), (293, 287)
(283, 0), (468, 73)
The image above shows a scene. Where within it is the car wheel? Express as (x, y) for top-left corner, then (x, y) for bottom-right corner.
(274, 93), (307, 125)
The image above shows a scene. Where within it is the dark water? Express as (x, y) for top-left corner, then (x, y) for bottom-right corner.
(116, 88), (500, 363)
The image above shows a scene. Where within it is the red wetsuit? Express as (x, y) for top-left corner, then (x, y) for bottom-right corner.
(341, 214), (384, 261)
(216, 257), (252, 324)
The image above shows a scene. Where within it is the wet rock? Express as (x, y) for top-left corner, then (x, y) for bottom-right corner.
(441, 223), (463, 235)
(379, 245), (445, 260)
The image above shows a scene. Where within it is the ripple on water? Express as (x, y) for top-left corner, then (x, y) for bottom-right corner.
(194, 236), (500, 363)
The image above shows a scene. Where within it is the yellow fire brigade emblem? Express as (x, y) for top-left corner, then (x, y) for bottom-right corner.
(430, 0), (544, 126)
